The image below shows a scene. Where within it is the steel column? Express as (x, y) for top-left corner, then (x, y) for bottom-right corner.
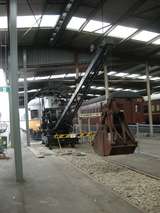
(88, 117), (91, 143)
(104, 63), (109, 100)
(146, 62), (153, 137)
(75, 54), (81, 136)
(8, 0), (23, 181)
(23, 49), (30, 146)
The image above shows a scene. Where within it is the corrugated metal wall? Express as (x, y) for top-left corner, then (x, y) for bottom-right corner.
(18, 48), (91, 67)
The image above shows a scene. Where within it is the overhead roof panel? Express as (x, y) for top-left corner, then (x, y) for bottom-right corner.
(83, 20), (111, 34)
(132, 30), (159, 42)
(108, 25), (138, 39)
(67, 17), (86, 31)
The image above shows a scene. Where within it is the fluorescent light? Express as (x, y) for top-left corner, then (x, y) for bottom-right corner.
(67, 16), (86, 30)
(66, 73), (76, 78)
(132, 30), (159, 42)
(19, 89), (40, 94)
(17, 15), (41, 28)
(40, 15), (59, 28)
(109, 87), (114, 90)
(88, 94), (95, 97)
(90, 86), (96, 89)
(114, 88), (123, 91)
(96, 87), (105, 90)
(98, 70), (104, 75)
(90, 86), (104, 90)
(137, 75), (146, 79)
(115, 72), (128, 77)
(83, 20), (110, 34)
(108, 25), (137, 39)
(28, 89), (40, 93)
(127, 74), (140, 78)
(50, 74), (65, 79)
(151, 77), (160, 81)
(18, 78), (24, 82)
(132, 89), (138, 93)
(137, 75), (152, 79)
(34, 76), (50, 80)
(123, 89), (131, 91)
(70, 85), (76, 88)
(107, 71), (117, 76)
(27, 77), (35, 81)
(18, 73), (80, 83)
(80, 72), (85, 76)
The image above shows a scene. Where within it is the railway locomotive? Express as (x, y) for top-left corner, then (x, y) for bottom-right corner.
(26, 96), (77, 147)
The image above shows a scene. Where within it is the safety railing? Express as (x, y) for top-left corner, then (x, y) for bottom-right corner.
(128, 124), (160, 137)
(74, 123), (160, 142)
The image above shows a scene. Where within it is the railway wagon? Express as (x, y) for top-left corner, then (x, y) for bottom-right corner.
(144, 100), (160, 124)
(79, 92), (145, 132)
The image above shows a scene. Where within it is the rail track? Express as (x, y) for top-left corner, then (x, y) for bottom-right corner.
(109, 153), (160, 180)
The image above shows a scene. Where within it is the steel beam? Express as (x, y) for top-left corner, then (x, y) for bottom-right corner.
(55, 45), (107, 130)
(104, 62), (109, 100)
(146, 62), (153, 137)
(23, 49), (30, 146)
(69, 0), (108, 44)
(93, 0), (147, 45)
(8, 0), (23, 182)
(50, 0), (79, 46)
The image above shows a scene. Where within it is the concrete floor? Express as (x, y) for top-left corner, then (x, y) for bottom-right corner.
(137, 138), (160, 158)
(0, 145), (143, 213)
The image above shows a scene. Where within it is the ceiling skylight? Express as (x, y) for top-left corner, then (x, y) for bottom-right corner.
(83, 20), (111, 34)
(132, 30), (159, 42)
(67, 16), (86, 30)
(17, 15), (41, 28)
(0, 16), (7, 29)
(0, 15), (59, 29)
(108, 25), (137, 39)
(40, 15), (59, 28)
(152, 38), (160, 45)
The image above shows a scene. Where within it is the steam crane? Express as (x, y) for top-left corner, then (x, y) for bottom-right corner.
(43, 42), (108, 147)
(44, 42), (137, 155)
